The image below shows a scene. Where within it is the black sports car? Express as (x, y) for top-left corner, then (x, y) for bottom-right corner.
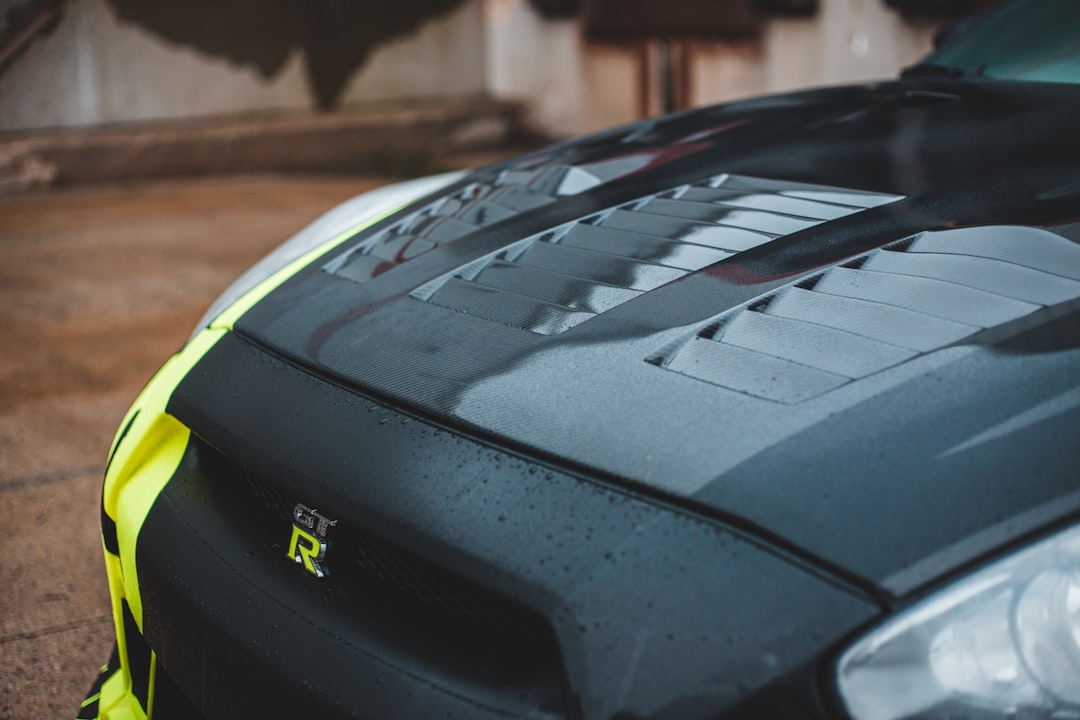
(81, 1), (1080, 718)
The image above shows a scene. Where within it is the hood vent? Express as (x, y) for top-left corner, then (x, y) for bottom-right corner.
(411, 174), (902, 335)
(651, 226), (1080, 403)
(324, 165), (604, 285)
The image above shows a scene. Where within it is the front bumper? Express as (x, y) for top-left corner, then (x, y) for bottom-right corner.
(81, 329), (221, 720)
(83, 329), (880, 720)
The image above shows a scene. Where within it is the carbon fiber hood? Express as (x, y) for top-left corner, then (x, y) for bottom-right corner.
(233, 78), (1080, 590)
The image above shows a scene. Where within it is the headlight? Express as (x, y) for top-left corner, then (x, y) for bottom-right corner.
(837, 524), (1080, 720)
(192, 170), (467, 335)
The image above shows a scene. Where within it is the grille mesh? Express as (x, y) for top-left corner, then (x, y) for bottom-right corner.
(207, 443), (551, 642)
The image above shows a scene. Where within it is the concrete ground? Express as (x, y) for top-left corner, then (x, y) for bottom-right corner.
(0, 175), (392, 719)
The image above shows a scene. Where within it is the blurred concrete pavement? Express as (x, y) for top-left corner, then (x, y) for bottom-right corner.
(0, 174), (395, 718)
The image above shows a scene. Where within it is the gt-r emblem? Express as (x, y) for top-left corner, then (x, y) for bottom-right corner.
(287, 503), (337, 578)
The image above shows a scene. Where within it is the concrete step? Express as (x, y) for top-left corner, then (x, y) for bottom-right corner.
(0, 97), (539, 193)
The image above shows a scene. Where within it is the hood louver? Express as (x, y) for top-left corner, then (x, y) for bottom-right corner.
(325, 164), (606, 285)
(651, 226), (1080, 403)
(411, 174), (902, 335)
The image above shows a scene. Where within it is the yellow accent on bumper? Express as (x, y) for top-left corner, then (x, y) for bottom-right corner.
(92, 210), (395, 719)
(97, 669), (148, 720)
(102, 329), (222, 628)
(94, 328), (219, 719)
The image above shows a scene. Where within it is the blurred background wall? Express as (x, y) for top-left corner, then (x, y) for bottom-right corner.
(485, 0), (951, 135)
(0, 0), (1002, 195)
(1, 0), (1001, 136)
(0, 0), (488, 130)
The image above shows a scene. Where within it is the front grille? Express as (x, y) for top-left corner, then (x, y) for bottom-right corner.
(205, 439), (552, 644)
(143, 436), (568, 719)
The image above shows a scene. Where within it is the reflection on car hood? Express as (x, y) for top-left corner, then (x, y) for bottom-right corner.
(235, 77), (1080, 590)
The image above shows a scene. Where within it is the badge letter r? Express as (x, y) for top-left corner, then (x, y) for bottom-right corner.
(287, 524), (328, 578)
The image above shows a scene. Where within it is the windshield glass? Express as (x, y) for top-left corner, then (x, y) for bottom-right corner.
(923, 0), (1080, 84)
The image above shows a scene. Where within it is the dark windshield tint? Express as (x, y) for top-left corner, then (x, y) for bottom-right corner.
(924, 0), (1080, 84)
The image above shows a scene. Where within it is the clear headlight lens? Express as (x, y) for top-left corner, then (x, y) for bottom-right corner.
(192, 170), (466, 336)
(838, 524), (1080, 720)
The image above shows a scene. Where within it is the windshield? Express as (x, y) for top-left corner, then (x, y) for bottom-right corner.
(922, 0), (1080, 84)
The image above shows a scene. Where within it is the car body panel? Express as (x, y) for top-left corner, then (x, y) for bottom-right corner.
(230, 77), (1080, 589)
(84, 210), (400, 720)
(157, 331), (879, 720)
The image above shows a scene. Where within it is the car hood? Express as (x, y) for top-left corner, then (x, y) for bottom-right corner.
(233, 77), (1080, 592)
